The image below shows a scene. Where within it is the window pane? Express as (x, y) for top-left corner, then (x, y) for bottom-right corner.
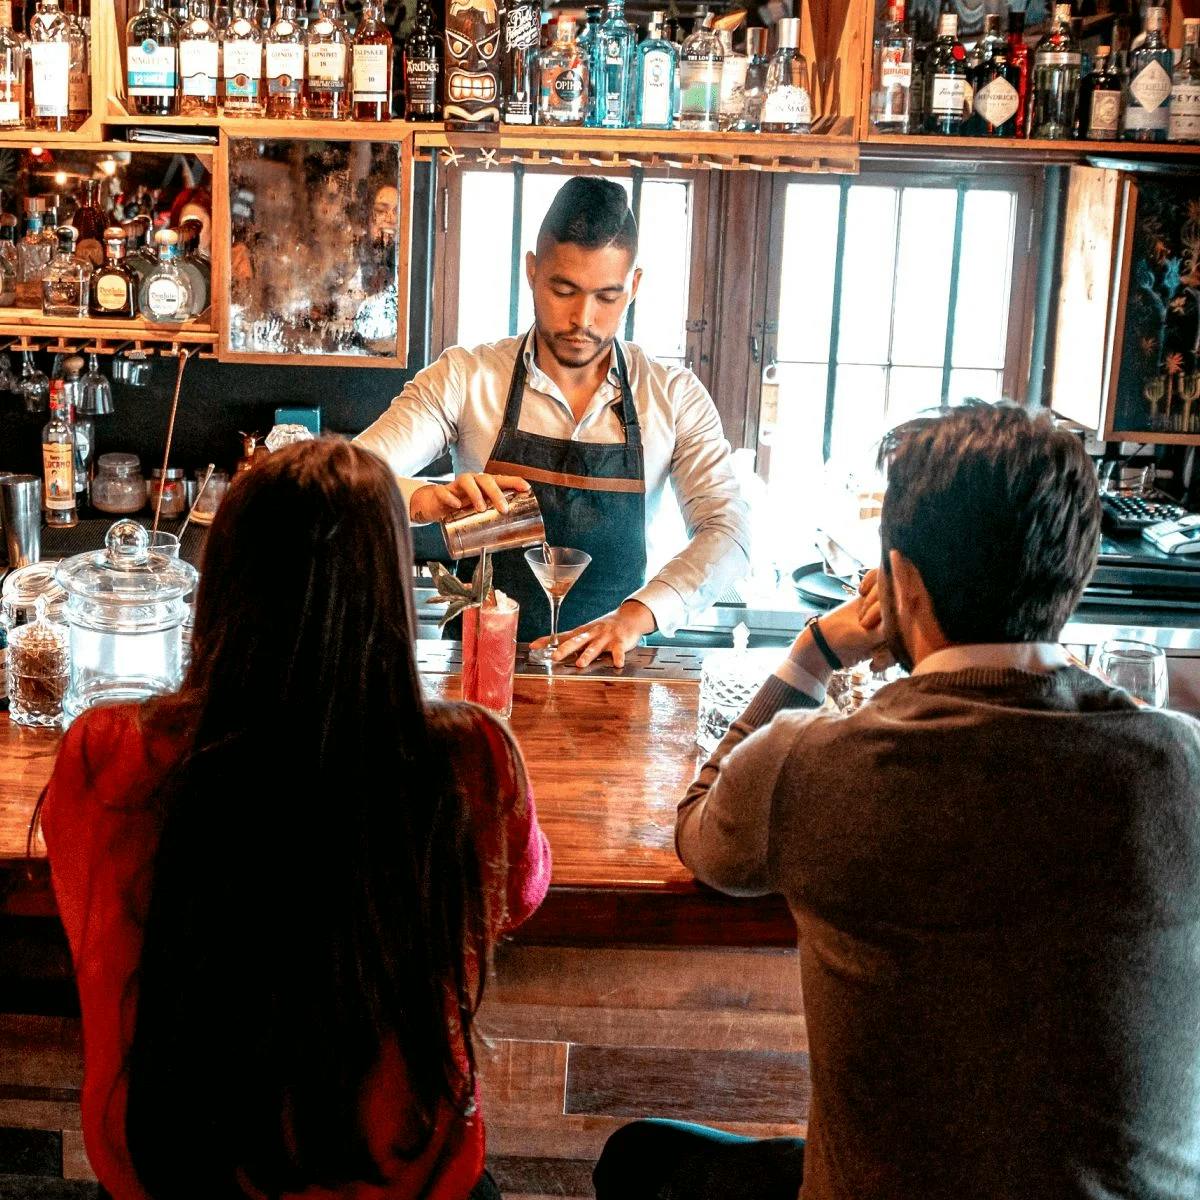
(952, 190), (1017, 369)
(777, 183), (841, 364)
(458, 172), (514, 348)
(631, 179), (691, 360)
(835, 187), (899, 366)
(886, 365), (944, 426)
(890, 187), (958, 368)
(830, 364), (887, 464)
(948, 368), (1005, 404)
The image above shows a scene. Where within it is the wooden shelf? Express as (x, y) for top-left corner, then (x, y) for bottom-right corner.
(861, 131), (1200, 164)
(0, 308), (217, 356)
(104, 111), (422, 142)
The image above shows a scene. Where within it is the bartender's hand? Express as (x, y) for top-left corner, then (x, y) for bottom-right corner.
(791, 568), (890, 682)
(533, 599), (657, 670)
(409, 473), (531, 524)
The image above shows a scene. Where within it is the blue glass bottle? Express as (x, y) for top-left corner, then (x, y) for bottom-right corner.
(635, 9), (677, 128)
(578, 4), (603, 125)
(596, 0), (635, 128)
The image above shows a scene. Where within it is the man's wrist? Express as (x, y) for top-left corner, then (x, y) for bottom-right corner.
(790, 627), (837, 688)
(617, 599), (658, 637)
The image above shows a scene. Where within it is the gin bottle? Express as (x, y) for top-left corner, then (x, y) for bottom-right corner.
(127, 0), (180, 115)
(0, 0), (26, 130)
(221, 0), (263, 114)
(1168, 17), (1200, 144)
(924, 5), (967, 134)
(305, 0), (350, 119)
(967, 13), (1020, 137)
(736, 26), (768, 130)
(265, 0), (305, 117)
(677, 10), (721, 131)
(501, 0), (539, 125)
(761, 17), (811, 133)
(596, 0), (635, 128)
(871, 0), (914, 133)
(43, 226), (88, 317)
(29, 0), (72, 131)
(634, 9), (676, 129)
(1123, 5), (1171, 142)
(139, 229), (194, 322)
(1005, 9), (1029, 136)
(1082, 45), (1122, 140)
(577, 4), (602, 124)
(537, 16), (587, 125)
(179, 0), (219, 115)
(351, 0), (391, 120)
(1031, 2), (1079, 139)
(717, 29), (748, 130)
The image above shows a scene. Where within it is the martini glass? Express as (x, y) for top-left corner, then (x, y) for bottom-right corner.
(525, 545), (592, 665)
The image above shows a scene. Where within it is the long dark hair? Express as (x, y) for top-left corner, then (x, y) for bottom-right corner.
(124, 440), (500, 1198)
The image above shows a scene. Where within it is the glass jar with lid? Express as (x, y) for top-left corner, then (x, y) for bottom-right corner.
(92, 453), (146, 515)
(148, 467), (187, 519)
(1, 561), (68, 628)
(55, 519), (198, 721)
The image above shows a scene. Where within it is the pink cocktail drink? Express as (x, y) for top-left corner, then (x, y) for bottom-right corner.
(462, 591), (520, 719)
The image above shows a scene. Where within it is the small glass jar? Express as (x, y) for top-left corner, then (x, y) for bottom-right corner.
(189, 468), (229, 526)
(148, 467), (186, 519)
(92, 453), (146, 515)
(7, 596), (70, 728)
(1, 561), (68, 628)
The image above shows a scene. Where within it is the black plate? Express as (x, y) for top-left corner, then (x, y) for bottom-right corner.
(791, 562), (853, 610)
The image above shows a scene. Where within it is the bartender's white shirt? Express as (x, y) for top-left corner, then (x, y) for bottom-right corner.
(355, 333), (751, 635)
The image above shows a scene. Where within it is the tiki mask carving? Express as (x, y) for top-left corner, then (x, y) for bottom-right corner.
(444, 0), (501, 125)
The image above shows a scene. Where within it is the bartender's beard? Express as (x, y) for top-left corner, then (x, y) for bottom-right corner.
(879, 565), (915, 674)
(535, 318), (613, 370)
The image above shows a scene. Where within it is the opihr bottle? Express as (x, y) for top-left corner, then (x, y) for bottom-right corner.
(716, 29), (747, 131)
(634, 10), (676, 129)
(967, 13), (1020, 136)
(179, 0), (218, 114)
(1030, 2), (1079, 139)
(126, 0), (180, 116)
(924, 3), (967, 134)
(89, 227), (138, 319)
(761, 17), (811, 133)
(677, 9), (721, 130)
(502, 0), (540, 125)
(42, 382), (77, 529)
(29, 0), (72, 131)
(1005, 9), (1029, 136)
(1082, 46), (1122, 140)
(596, 0), (635, 128)
(1123, 5), (1172, 142)
(221, 0), (264, 115)
(351, 0), (391, 119)
(43, 226), (88, 317)
(264, 0), (305, 117)
(139, 229), (194, 323)
(1168, 17), (1200, 144)
(305, 0), (350, 119)
(402, 0), (441, 120)
(0, 0), (26, 130)
(536, 16), (587, 126)
(871, 0), (914, 133)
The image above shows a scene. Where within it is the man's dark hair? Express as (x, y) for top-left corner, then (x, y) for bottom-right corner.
(879, 403), (1101, 644)
(537, 176), (638, 259)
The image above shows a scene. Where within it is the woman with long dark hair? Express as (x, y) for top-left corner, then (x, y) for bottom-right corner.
(37, 439), (551, 1200)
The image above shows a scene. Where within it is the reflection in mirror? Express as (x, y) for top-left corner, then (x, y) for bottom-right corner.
(228, 139), (401, 357)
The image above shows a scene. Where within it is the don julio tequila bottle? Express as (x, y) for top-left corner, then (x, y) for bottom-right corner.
(870, 0), (914, 133)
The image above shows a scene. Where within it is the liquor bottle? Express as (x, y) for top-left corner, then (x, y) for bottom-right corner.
(1168, 17), (1200, 144)
(124, 218), (156, 281)
(924, 4), (968, 134)
(1030, 2), (1079, 139)
(677, 9), (721, 130)
(42, 382), (77, 528)
(221, 0), (263, 114)
(716, 29), (747, 130)
(0, 0), (26, 130)
(402, 0), (440, 120)
(502, 0), (539, 125)
(966, 13), (1020, 136)
(70, 179), (105, 245)
(871, 0), (914, 133)
(265, 0), (305, 117)
(89, 227), (138, 319)
(536, 15), (587, 125)
(179, 0), (219, 114)
(595, 0), (634, 128)
(64, 0), (87, 125)
(761, 16), (810, 133)
(1082, 46), (1122, 140)
(351, 0), (390, 119)
(736, 25), (768, 130)
(0, 215), (17, 305)
(305, 0), (350, 119)
(634, 10), (676, 129)
(127, 0), (180, 116)
(29, 0), (72, 131)
(1123, 5), (1171, 142)
(179, 217), (211, 310)
(139, 229), (194, 322)
(43, 225), (88, 317)
(17, 210), (51, 292)
(1005, 9), (1029, 137)
(577, 4), (603, 124)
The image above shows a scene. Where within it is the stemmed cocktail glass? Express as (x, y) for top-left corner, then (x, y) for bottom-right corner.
(525, 545), (591, 665)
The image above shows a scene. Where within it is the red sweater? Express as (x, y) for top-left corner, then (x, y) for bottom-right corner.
(41, 701), (552, 1200)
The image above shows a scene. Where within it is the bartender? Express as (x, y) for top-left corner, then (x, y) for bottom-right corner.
(356, 176), (750, 667)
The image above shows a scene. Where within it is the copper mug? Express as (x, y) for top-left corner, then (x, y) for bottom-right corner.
(440, 489), (545, 559)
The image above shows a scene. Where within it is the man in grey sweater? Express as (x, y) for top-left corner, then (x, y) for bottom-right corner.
(594, 404), (1200, 1199)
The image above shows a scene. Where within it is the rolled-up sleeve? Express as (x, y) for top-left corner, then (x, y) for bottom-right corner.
(629, 372), (751, 634)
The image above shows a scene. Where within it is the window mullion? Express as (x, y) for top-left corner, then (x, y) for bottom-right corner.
(940, 183), (967, 407)
(625, 167), (643, 343)
(508, 163), (525, 339)
(822, 179), (851, 462)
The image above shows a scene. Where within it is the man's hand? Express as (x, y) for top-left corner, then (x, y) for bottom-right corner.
(531, 599), (657, 669)
(791, 568), (891, 682)
(409, 473), (532, 524)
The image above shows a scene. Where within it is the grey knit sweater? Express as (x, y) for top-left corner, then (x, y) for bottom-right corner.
(677, 665), (1200, 1200)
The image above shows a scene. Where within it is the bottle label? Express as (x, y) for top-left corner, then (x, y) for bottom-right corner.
(95, 273), (129, 311)
(1168, 83), (1200, 140)
(147, 276), (184, 317)
(1088, 89), (1122, 134)
(639, 48), (673, 125)
(880, 50), (912, 90)
(1036, 51), (1081, 67)
(930, 72), (967, 116)
(308, 42), (347, 88)
(405, 55), (439, 105)
(42, 442), (74, 510)
(762, 83), (811, 125)
(974, 76), (1018, 125)
(223, 39), (261, 98)
(128, 41), (178, 94)
(266, 42), (304, 95)
(679, 59), (720, 117)
(1128, 60), (1172, 111)
(352, 43), (389, 100)
(30, 42), (69, 117)
(506, 3), (539, 49)
(551, 65), (584, 107)
(0, 98), (18, 122)
(180, 40), (218, 96)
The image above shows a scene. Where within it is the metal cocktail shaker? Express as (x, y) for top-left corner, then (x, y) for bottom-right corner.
(0, 474), (42, 568)
(440, 489), (545, 559)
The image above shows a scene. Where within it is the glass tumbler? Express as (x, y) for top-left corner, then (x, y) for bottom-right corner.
(1094, 639), (1169, 708)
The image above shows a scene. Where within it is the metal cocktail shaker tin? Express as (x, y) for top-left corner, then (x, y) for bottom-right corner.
(440, 489), (545, 559)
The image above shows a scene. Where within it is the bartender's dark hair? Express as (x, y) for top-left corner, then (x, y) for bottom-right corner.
(879, 403), (1100, 643)
(123, 440), (523, 1199)
(537, 176), (638, 259)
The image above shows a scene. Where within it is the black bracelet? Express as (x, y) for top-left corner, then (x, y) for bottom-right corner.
(805, 615), (843, 671)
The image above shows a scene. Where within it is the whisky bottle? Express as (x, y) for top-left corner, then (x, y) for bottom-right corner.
(402, 0), (440, 120)
(221, 0), (263, 115)
(351, 0), (391, 120)
(42, 225), (89, 318)
(1123, 5), (1172, 142)
(89, 227), (138, 319)
(305, 0), (350, 119)
(139, 229), (194, 322)
(127, 0), (180, 116)
(42, 382), (78, 529)
(179, 0), (219, 115)
(28, 0), (72, 131)
(0, 0), (26, 130)
(64, 0), (87, 126)
(265, 0), (305, 117)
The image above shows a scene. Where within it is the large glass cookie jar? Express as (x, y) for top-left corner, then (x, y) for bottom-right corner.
(55, 520), (198, 721)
